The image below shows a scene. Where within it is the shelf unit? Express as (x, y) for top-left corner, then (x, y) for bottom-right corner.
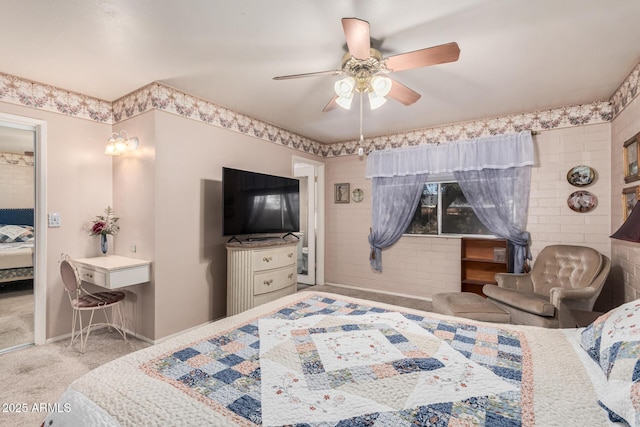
(461, 237), (509, 297)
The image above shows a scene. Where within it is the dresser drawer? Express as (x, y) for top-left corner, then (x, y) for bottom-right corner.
(253, 284), (296, 307)
(253, 265), (296, 296)
(252, 246), (296, 271)
(77, 266), (107, 287)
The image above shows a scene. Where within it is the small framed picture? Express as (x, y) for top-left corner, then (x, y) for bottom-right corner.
(334, 183), (350, 203)
(567, 190), (597, 213)
(623, 186), (640, 220)
(566, 165), (595, 187)
(624, 133), (640, 183)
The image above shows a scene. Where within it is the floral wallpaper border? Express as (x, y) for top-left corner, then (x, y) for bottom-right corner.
(0, 72), (112, 122)
(112, 83), (323, 155)
(0, 58), (639, 157)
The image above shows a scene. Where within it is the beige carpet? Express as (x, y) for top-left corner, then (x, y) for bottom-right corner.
(0, 328), (150, 427)
(0, 285), (428, 427)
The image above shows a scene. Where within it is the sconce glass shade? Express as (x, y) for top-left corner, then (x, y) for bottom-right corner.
(611, 203), (640, 242)
(104, 131), (139, 156)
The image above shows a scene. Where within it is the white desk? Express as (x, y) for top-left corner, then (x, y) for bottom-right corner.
(73, 255), (151, 289)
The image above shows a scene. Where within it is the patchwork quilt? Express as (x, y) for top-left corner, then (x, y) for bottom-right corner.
(45, 292), (612, 426)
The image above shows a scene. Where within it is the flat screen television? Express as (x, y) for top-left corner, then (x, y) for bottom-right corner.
(222, 167), (300, 237)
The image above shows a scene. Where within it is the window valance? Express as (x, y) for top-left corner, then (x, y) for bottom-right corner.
(365, 131), (534, 178)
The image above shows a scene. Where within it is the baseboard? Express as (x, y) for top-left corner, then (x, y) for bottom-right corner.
(46, 324), (154, 345)
(322, 282), (433, 302)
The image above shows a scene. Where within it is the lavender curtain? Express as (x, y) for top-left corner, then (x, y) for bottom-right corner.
(453, 167), (532, 273)
(368, 174), (428, 272)
(366, 131), (534, 272)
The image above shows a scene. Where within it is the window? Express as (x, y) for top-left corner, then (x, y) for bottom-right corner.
(405, 182), (492, 236)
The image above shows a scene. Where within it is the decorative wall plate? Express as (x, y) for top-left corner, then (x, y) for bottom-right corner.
(566, 165), (595, 187)
(567, 190), (597, 213)
(351, 188), (364, 203)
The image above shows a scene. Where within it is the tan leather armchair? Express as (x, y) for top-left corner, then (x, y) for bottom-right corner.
(483, 245), (611, 328)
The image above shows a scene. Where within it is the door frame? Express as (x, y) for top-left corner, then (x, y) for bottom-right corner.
(292, 156), (324, 285)
(0, 112), (47, 345)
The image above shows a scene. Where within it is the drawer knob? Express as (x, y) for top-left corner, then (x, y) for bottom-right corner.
(288, 273), (293, 279)
(287, 252), (293, 258)
(263, 256), (273, 262)
(263, 279), (273, 286)
(84, 273), (93, 278)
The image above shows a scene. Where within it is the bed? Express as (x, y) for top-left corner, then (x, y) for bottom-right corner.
(0, 208), (34, 284)
(44, 291), (639, 426)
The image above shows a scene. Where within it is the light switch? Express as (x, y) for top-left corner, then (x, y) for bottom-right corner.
(48, 213), (61, 228)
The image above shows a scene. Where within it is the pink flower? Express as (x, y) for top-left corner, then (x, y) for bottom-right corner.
(91, 222), (106, 235)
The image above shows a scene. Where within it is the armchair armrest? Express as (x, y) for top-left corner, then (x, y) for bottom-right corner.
(549, 287), (596, 307)
(494, 273), (534, 292)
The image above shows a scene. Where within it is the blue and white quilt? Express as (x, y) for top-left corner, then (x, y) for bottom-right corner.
(44, 292), (612, 426)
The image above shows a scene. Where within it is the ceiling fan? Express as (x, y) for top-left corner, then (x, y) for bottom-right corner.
(273, 17), (460, 112)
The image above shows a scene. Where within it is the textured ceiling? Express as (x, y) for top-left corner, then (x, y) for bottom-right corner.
(0, 0), (639, 143)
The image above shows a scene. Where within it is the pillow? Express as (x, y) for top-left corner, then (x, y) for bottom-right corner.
(0, 224), (34, 243)
(581, 299), (640, 380)
(581, 299), (640, 426)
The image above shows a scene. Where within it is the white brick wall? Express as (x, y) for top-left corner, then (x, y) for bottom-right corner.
(611, 94), (640, 305)
(0, 162), (34, 208)
(529, 124), (611, 258)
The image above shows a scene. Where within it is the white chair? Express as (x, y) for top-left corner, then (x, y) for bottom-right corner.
(60, 255), (126, 352)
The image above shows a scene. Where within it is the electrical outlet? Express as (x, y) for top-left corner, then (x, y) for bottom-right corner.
(130, 245), (137, 253)
(48, 213), (61, 228)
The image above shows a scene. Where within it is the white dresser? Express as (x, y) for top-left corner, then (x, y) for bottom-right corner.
(226, 239), (298, 316)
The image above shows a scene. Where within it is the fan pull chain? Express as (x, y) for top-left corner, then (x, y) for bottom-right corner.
(359, 92), (363, 142)
(358, 92), (364, 156)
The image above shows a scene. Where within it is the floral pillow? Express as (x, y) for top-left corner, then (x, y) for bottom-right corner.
(0, 224), (34, 243)
(581, 299), (640, 425)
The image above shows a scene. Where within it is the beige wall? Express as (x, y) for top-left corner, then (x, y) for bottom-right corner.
(114, 110), (323, 340)
(611, 94), (640, 304)
(324, 125), (613, 303)
(112, 112), (157, 340)
(0, 101), (113, 339)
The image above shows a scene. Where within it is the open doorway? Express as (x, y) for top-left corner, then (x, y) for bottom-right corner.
(293, 157), (324, 286)
(0, 122), (36, 352)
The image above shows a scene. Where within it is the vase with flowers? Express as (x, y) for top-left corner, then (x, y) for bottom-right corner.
(89, 206), (120, 254)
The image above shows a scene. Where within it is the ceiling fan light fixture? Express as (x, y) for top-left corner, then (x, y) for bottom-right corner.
(334, 76), (356, 110)
(334, 77), (355, 97)
(335, 92), (354, 110)
(368, 91), (387, 110)
(370, 75), (392, 97)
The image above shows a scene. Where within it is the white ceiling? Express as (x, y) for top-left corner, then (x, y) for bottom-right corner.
(1, 0), (639, 144)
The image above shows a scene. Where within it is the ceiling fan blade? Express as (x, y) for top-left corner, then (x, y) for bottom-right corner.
(384, 42), (460, 72)
(342, 18), (371, 60)
(322, 95), (339, 112)
(387, 79), (421, 105)
(273, 70), (343, 80)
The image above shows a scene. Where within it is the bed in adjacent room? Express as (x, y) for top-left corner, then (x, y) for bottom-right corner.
(44, 291), (637, 426)
(0, 208), (34, 284)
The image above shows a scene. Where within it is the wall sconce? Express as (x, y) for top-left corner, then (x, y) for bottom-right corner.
(105, 130), (139, 156)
